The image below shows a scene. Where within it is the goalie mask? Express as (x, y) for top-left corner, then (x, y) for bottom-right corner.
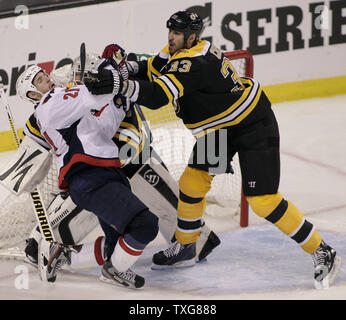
(16, 65), (48, 104)
(72, 52), (101, 85)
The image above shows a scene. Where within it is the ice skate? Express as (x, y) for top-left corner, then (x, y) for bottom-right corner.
(38, 240), (71, 283)
(99, 260), (145, 289)
(312, 240), (342, 289)
(197, 231), (221, 262)
(151, 241), (196, 270)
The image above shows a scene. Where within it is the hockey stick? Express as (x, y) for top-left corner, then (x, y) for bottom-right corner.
(80, 42), (86, 82)
(0, 85), (55, 244)
(134, 103), (151, 137)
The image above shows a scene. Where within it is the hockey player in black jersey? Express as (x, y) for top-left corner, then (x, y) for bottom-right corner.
(84, 10), (341, 289)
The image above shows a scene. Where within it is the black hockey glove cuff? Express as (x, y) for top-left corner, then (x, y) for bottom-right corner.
(85, 69), (123, 96)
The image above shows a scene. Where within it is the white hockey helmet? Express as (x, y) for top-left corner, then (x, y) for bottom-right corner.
(72, 52), (101, 84)
(16, 65), (46, 104)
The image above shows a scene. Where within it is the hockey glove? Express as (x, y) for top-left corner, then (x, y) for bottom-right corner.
(113, 95), (131, 113)
(102, 44), (129, 81)
(126, 53), (139, 77)
(102, 44), (126, 66)
(85, 68), (123, 95)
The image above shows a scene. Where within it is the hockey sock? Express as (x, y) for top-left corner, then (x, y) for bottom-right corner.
(111, 236), (143, 272)
(70, 236), (105, 269)
(176, 198), (205, 244)
(247, 193), (322, 254)
(176, 167), (212, 244)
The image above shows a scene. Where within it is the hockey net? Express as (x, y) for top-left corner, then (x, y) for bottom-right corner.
(0, 50), (252, 258)
(0, 160), (60, 258)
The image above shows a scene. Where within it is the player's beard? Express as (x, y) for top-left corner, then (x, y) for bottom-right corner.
(169, 40), (184, 55)
(169, 43), (177, 55)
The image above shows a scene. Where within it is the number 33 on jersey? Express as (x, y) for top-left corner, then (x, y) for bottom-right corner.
(137, 40), (267, 139)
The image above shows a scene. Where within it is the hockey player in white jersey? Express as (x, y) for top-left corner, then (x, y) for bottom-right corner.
(13, 50), (220, 286)
(16, 60), (159, 288)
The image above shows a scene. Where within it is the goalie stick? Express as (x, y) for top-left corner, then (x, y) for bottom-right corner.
(0, 84), (55, 246)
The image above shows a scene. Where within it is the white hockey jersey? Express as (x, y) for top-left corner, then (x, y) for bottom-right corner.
(34, 85), (125, 190)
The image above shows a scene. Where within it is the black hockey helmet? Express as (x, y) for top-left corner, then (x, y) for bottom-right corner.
(166, 11), (204, 41)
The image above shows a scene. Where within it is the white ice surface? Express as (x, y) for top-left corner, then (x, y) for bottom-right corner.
(0, 95), (345, 300)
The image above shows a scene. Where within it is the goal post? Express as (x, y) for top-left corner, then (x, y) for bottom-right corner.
(224, 50), (253, 228)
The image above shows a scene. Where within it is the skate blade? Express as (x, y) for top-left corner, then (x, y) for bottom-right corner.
(99, 275), (143, 290)
(314, 256), (342, 290)
(151, 258), (195, 270)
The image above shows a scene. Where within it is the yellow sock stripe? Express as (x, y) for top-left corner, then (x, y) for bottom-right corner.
(246, 193), (283, 218)
(274, 201), (304, 236)
(300, 229), (322, 254)
(177, 198), (206, 221)
(179, 167), (213, 199)
(175, 229), (200, 245)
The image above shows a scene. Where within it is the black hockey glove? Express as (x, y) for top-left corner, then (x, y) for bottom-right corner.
(85, 68), (123, 95)
(113, 94), (131, 113)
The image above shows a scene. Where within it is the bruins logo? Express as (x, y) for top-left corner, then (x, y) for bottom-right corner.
(190, 13), (198, 20)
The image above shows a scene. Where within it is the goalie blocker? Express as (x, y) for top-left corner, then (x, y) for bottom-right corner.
(22, 154), (220, 266)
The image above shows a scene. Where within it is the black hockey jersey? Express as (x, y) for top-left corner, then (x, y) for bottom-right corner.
(135, 40), (270, 138)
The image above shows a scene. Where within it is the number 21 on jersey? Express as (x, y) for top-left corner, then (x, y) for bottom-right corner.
(63, 88), (80, 100)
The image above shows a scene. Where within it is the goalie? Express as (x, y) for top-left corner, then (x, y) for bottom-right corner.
(10, 49), (220, 279)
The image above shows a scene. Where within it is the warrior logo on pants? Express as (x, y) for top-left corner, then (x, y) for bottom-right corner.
(143, 169), (160, 186)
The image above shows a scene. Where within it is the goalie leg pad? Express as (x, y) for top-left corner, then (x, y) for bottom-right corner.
(127, 161), (221, 260)
(25, 194), (100, 264)
(47, 194), (99, 245)
(127, 162), (179, 243)
(0, 135), (52, 195)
